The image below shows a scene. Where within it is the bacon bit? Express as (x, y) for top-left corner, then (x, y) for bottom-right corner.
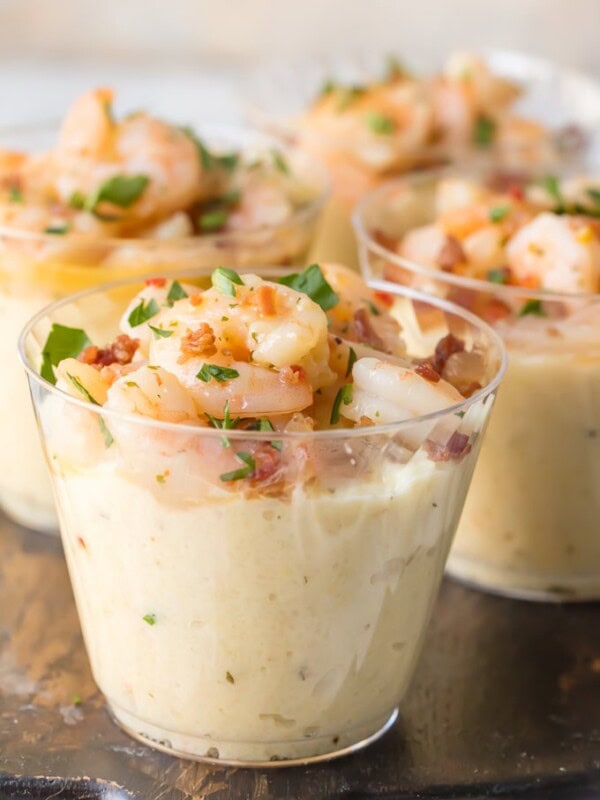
(373, 290), (394, 308)
(481, 298), (512, 324)
(437, 235), (466, 272)
(145, 277), (167, 287)
(189, 293), (203, 306)
(257, 283), (277, 316)
(424, 431), (472, 463)
(78, 334), (139, 368)
(353, 307), (386, 351)
(485, 171), (527, 196)
(460, 381), (482, 398)
(433, 333), (465, 373)
(280, 365), (306, 385)
(178, 323), (217, 361)
(414, 360), (441, 382)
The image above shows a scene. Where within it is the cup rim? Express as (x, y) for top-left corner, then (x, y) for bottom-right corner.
(18, 266), (507, 442)
(0, 120), (330, 249)
(352, 168), (600, 304)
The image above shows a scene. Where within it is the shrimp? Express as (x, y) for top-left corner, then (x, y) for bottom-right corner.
(105, 366), (199, 424)
(51, 88), (212, 230)
(506, 212), (600, 293)
(341, 356), (464, 448)
(303, 81), (433, 172)
(226, 172), (294, 231)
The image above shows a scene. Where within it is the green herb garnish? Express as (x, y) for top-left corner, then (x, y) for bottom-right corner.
(41, 324), (91, 385)
(212, 267), (244, 297)
(336, 85), (365, 112)
(259, 418), (282, 451)
(87, 174), (149, 212)
(518, 299), (546, 317)
(364, 299), (381, 316)
(99, 418), (114, 448)
(44, 223), (70, 235)
(384, 54), (407, 81)
(197, 364), (240, 383)
(541, 174), (564, 211)
(206, 400), (239, 447)
(217, 152), (239, 171)
(66, 373), (100, 405)
(149, 325), (174, 339)
(199, 208), (228, 232)
(365, 112), (396, 135)
(72, 693), (82, 706)
(271, 148), (290, 175)
(488, 205), (510, 223)
(345, 346), (357, 377)
(143, 613), (157, 626)
(319, 79), (335, 96)
(473, 115), (496, 147)
(8, 185), (22, 203)
(226, 671), (235, 684)
(127, 297), (159, 327)
(586, 188), (600, 207)
(278, 264), (339, 311)
(330, 384), (353, 425)
(220, 451), (256, 482)
(69, 190), (86, 210)
(166, 279), (188, 306)
(487, 268), (508, 285)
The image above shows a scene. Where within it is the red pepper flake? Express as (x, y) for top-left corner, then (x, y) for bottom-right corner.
(424, 431), (471, 462)
(280, 364), (306, 385)
(257, 283), (277, 316)
(373, 290), (394, 308)
(145, 277), (167, 287)
(77, 536), (87, 549)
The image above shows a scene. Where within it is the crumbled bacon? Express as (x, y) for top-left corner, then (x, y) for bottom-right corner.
(480, 298), (512, 324)
(485, 170), (528, 196)
(78, 334), (139, 368)
(353, 307), (386, 351)
(460, 381), (482, 398)
(145, 277), (167, 287)
(424, 431), (472, 463)
(433, 333), (465, 373)
(414, 360), (441, 383)
(280, 365), (306, 385)
(437, 235), (466, 272)
(178, 323), (216, 361)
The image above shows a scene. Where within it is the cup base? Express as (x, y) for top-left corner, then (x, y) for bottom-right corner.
(0, 491), (58, 535)
(108, 702), (398, 767)
(446, 553), (600, 602)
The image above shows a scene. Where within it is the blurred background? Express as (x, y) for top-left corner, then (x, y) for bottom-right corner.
(0, 0), (597, 124)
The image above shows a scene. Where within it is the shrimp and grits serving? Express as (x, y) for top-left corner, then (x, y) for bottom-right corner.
(20, 263), (505, 763)
(265, 50), (580, 265)
(355, 171), (600, 600)
(0, 87), (326, 531)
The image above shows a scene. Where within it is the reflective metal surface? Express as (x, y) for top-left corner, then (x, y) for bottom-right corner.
(1, 517), (599, 799)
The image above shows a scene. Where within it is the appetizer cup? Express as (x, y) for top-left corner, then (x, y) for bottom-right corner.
(0, 122), (327, 533)
(354, 172), (600, 601)
(19, 269), (505, 765)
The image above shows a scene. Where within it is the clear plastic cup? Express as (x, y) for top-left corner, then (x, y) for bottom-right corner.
(354, 171), (600, 601)
(0, 123), (328, 532)
(19, 269), (505, 765)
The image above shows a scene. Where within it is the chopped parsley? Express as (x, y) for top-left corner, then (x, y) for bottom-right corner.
(345, 346), (357, 377)
(166, 280), (188, 306)
(44, 222), (70, 235)
(8, 185), (22, 203)
(87, 174), (149, 213)
(69, 190), (86, 210)
(72, 693), (82, 706)
(330, 384), (353, 425)
(179, 127), (239, 172)
(384, 54), (407, 81)
(518, 299), (546, 317)
(220, 451), (255, 482)
(278, 264), (339, 311)
(364, 299), (381, 316)
(271, 148), (290, 175)
(199, 208), (228, 232)
(196, 363), (239, 383)
(365, 112), (396, 135)
(66, 373), (100, 405)
(41, 323), (91, 385)
(226, 671), (235, 684)
(217, 152), (239, 172)
(336, 85), (365, 112)
(319, 78), (335, 96)
(99, 419), (114, 448)
(259, 418), (282, 451)
(488, 205), (510, 223)
(473, 115), (496, 147)
(206, 400), (239, 447)
(212, 267), (244, 297)
(541, 175), (564, 212)
(127, 297), (159, 327)
(149, 325), (173, 339)
(143, 613), (157, 626)
(587, 188), (600, 207)
(487, 267), (508, 285)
